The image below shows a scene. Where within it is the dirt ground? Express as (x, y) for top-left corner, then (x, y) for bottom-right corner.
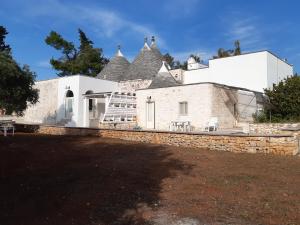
(0, 134), (299, 225)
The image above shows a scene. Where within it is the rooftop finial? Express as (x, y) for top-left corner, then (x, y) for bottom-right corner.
(116, 44), (123, 57)
(151, 36), (155, 43)
(150, 36), (157, 48)
(143, 37), (150, 50)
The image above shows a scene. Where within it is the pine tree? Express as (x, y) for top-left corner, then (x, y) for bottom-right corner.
(0, 26), (11, 54)
(45, 29), (108, 77)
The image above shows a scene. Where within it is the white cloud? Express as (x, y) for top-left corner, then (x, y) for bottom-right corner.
(225, 16), (267, 51)
(170, 49), (214, 62)
(37, 60), (51, 69)
(19, 0), (165, 46)
(164, 0), (201, 17)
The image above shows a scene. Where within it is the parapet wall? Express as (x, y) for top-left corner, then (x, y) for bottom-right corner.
(250, 123), (300, 136)
(16, 124), (300, 156)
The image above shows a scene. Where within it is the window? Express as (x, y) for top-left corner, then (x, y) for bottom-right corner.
(89, 99), (93, 111)
(65, 90), (74, 118)
(179, 102), (188, 115)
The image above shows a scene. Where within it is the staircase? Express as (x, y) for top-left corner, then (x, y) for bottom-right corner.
(101, 92), (137, 123)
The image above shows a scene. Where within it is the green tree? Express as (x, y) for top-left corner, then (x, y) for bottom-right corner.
(163, 53), (201, 70)
(163, 53), (175, 68)
(255, 76), (300, 122)
(45, 29), (108, 77)
(0, 26), (38, 115)
(213, 40), (242, 59)
(189, 54), (201, 63)
(0, 26), (11, 54)
(233, 40), (241, 56)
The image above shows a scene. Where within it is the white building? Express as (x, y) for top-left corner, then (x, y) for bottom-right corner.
(184, 51), (293, 92)
(21, 75), (118, 127)
(19, 38), (293, 132)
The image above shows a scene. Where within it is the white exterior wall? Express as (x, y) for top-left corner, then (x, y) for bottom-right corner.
(184, 51), (293, 92)
(78, 76), (118, 127)
(57, 75), (118, 127)
(20, 79), (59, 124)
(267, 53), (293, 89)
(136, 84), (213, 131)
(21, 75), (118, 127)
(136, 83), (264, 131)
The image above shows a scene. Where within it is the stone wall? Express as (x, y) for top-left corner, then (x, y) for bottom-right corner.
(16, 124), (299, 156)
(136, 83), (213, 131)
(118, 79), (152, 92)
(250, 123), (300, 136)
(17, 79), (59, 124)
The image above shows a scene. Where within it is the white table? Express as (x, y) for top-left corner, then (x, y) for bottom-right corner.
(0, 123), (15, 137)
(170, 121), (191, 132)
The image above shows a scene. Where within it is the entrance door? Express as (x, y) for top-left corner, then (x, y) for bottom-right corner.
(65, 97), (74, 119)
(146, 101), (155, 129)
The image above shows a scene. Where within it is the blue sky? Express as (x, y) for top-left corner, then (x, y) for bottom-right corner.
(1, 0), (299, 80)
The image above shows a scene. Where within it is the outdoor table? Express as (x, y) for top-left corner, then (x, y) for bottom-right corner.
(170, 121), (191, 132)
(0, 121), (15, 137)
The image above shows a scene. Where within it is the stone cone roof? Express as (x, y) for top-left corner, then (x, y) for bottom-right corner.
(97, 48), (130, 82)
(148, 62), (179, 89)
(124, 42), (164, 81)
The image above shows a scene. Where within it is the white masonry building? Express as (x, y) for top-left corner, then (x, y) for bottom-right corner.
(19, 37), (293, 132)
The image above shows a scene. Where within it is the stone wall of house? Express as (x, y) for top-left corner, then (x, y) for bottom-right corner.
(136, 83), (213, 131)
(17, 79), (59, 124)
(211, 86), (236, 128)
(16, 124), (299, 156)
(118, 79), (152, 92)
(250, 123), (300, 136)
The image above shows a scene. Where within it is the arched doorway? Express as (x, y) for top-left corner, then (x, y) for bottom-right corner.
(85, 90), (94, 112)
(65, 90), (74, 119)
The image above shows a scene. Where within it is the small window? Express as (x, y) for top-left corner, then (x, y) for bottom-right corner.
(179, 102), (188, 115)
(89, 99), (93, 111)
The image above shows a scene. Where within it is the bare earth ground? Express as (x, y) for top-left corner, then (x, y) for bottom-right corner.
(0, 134), (300, 225)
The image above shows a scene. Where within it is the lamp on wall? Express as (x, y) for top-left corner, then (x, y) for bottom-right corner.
(147, 96), (152, 101)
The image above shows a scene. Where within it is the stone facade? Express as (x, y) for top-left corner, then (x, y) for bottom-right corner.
(16, 124), (300, 156)
(118, 79), (152, 92)
(136, 83), (213, 131)
(17, 79), (59, 124)
(136, 83), (262, 131)
(250, 123), (300, 136)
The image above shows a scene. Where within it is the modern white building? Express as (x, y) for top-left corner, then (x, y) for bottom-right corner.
(19, 37), (293, 132)
(21, 75), (118, 127)
(184, 51), (293, 92)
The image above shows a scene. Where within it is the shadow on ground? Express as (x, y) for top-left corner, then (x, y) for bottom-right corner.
(0, 134), (192, 225)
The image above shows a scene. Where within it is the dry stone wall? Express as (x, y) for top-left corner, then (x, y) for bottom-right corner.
(250, 123), (300, 136)
(16, 124), (299, 156)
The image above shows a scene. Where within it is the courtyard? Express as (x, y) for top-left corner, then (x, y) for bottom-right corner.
(0, 134), (300, 225)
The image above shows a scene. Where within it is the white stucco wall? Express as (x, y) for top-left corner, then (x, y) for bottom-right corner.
(136, 83), (263, 131)
(184, 51), (293, 92)
(56, 75), (118, 127)
(136, 84), (214, 131)
(20, 78), (59, 124)
(267, 53), (293, 89)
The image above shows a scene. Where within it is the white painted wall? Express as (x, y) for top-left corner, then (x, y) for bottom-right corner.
(136, 83), (264, 131)
(267, 53), (293, 88)
(77, 75), (118, 127)
(184, 51), (293, 92)
(57, 75), (118, 127)
(136, 84), (214, 131)
(19, 79), (59, 124)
